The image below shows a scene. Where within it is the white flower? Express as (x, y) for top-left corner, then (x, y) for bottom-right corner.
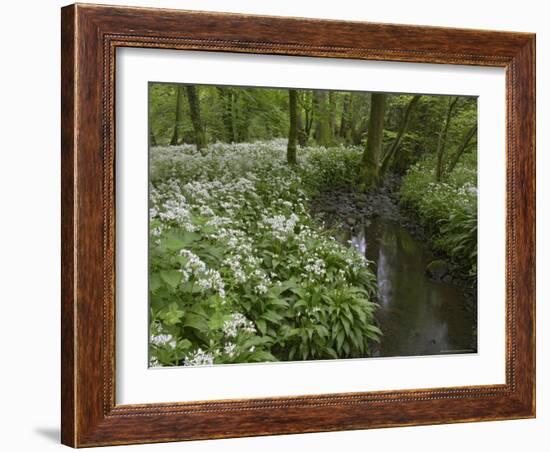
(179, 249), (226, 299)
(304, 257), (326, 279)
(149, 357), (161, 368)
(222, 313), (256, 338)
(224, 342), (237, 358)
(150, 333), (177, 349)
(262, 213), (300, 240)
(184, 348), (214, 366)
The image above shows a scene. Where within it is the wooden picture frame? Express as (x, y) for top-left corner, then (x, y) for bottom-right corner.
(61, 3), (535, 447)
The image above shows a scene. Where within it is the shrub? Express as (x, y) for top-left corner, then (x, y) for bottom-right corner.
(300, 145), (363, 191)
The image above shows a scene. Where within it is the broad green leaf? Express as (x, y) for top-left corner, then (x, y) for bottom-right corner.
(160, 270), (182, 288)
(256, 319), (267, 335)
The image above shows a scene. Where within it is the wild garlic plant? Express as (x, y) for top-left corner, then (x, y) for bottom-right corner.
(149, 140), (380, 367)
(400, 152), (478, 276)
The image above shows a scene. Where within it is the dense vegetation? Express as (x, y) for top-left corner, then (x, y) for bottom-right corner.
(149, 83), (478, 367)
(400, 152), (477, 276)
(149, 141), (379, 366)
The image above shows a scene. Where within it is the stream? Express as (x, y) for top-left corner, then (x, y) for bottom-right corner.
(347, 217), (476, 357)
(312, 179), (477, 358)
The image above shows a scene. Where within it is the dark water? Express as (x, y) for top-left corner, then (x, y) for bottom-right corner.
(350, 218), (476, 358)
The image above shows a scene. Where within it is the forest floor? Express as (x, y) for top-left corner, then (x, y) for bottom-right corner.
(148, 140), (478, 365)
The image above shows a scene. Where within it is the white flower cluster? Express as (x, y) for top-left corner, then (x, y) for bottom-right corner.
(150, 181), (195, 233)
(149, 357), (161, 368)
(150, 333), (177, 349)
(179, 249), (226, 299)
(222, 313), (256, 338)
(223, 254), (247, 283)
(149, 321), (177, 348)
(262, 213), (300, 240)
(184, 348), (214, 366)
(223, 342), (237, 358)
(303, 257), (327, 281)
(148, 140), (378, 367)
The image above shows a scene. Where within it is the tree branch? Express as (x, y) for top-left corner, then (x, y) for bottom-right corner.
(444, 123), (477, 176)
(379, 95), (422, 177)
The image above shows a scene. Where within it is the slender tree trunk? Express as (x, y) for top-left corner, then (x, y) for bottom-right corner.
(339, 93), (352, 144)
(217, 88), (235, 142)
(379, 95), (422, 177)
(304, 91), (314, 142)
(351, 93), (369, 146)
(287, 89), (299, 165)
(314, 91), (332, 147)
(445, 123), (478, 176)
(185, 85), (207, 151)
(329, 91), (337, 136)
(360, 93), (387, 189)
(435, 96), (459, 181)
(170, 86), (184, 146)
(235, 93), (251, 142)
(297, 106), (308, 147)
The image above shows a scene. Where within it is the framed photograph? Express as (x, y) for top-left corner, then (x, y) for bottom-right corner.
(61, 3), (535, 447)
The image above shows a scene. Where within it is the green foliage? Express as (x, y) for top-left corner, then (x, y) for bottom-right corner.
(400, 152), (477, 275)
(301, 145), (363, 190)
(149, 140), (379, 367)
(148, 82), (480, 367)
(149, 83), (290, 146)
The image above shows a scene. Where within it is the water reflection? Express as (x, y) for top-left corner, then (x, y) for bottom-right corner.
(351, 218), (476, 357)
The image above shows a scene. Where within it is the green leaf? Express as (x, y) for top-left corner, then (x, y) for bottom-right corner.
(162, 236), (186, 251)
(261, 310), (283, 323)
(183, 313), (209, 333)
(256, 319), (267, 335)
(250, 350), (277, 362)
(208, 311), (226, 330)
(366, 324), (382, 335)
(179, 339), (192, 350)
(336, 330), (345, 351)
(160, 302), (184, 326)
(160, 270), (181, 288)
(314, 325), (329, 338)
(267, 297), (289, 308)
(164, 231), (200, 251)
(149, 273), (162, 292)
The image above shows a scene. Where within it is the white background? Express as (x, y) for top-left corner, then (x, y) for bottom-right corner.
(0, 0), (546, 451)
(117, 49), (506, 404)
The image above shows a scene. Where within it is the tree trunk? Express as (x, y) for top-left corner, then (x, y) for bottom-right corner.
(350, 93), (369, 146)
(297, 106), (308, 147)
(445, 123), (478, 176)
(287, 89), (299, 165)
(314, 91), (332, 147)
(185, 85), (207, 152)
(235, 92), (251, 142)
(360, 93), (387, 189)
(329, 91), (337, 136)
(169, 86), (184, 146)
(339, 93), (352, 144)
(435, 96), (459, 181)
(379, 95), (422, 177)
(303, 91), (314, 142)
(217, 87), (235, 142)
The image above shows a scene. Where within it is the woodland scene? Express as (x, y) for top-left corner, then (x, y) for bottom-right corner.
(148, 83), (478, 367)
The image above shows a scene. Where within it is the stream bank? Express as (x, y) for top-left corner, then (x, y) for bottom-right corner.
(310, 175), (477, 357)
